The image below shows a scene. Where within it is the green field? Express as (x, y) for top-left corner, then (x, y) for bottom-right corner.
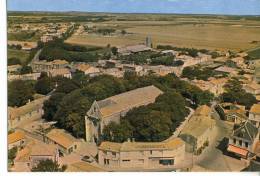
(8, 49), (30, 64)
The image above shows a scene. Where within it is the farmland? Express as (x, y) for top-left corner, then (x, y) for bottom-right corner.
(64, 14), (260, 52)
(66, 21), (260, 51)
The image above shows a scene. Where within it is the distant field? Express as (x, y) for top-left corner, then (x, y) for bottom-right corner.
(66, 22), (260, 51)
(8, 49), (30, 64)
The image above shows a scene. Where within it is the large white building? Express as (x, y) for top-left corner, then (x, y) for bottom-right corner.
(98, 138), (185, 170)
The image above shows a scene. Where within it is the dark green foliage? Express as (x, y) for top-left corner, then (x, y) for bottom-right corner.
(43, 73), (213, 139)
(102, 120), (133, 142)
(20, 65), (32, 75)
(8, 57), (21, 66)
(8, 147), (17, 165)
(39, 40), (101, 63)
(96, 28), (116, 35)
(182, 66), (221, 81)
(103, 91), (189, 142)
(42, 93), (65, 121)
(8, 44), (22, 50)
(34, 73), (55, 95)
(31, 159), (67, 172)
(54, 89), (91, 138)
(220, 78), (257, 109)
(111, 47), (118, 55)
(8, 31), (36, 41)
(8, 80), (35, 107)
(150, 56), (175, 66)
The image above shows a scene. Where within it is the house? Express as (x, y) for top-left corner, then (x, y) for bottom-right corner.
(227, 120), (259, 159)
(191, 77), (228, 96)
(231, 57), (247, 69)
(85, 85), (163, 143)
(48, 68), (72, 79)
(249, 104), (260, 128)
(8, 131), (26, 150)
(13, 140), (59, 171)
(243, 82), (260, 95)
(215, 66), (238, 76)
(45, 129), (82, 156)
(144, 65), (181, 77)
(118, 44), (152, 56)
(179, 105), (216, 154)
(41, 35), (54, 43)
(76, 64), (100, 77)
(8, 73), (41, 82)
(31, 59), (69, 73)
(8, 96), (50, 129)
(214, 103), (247, 124)
(122, 64), (144, 76)
(98, 138), (185, 170)
(101, 68), (124, 78)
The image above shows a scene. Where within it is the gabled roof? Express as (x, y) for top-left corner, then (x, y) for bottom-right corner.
(95, 85), (163, 118)
(8, 96), (50, 120)
(250, 104), (260, 114)
(46, 129), (79, 149)
(233, 120), (258, 142)
(14, 140), (57, 162)
(8, 131), (25, 144)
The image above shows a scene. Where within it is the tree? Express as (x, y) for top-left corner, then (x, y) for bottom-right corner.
(42, 93), (65, 121)
(20, 65), (32, 75)
(8, 80), (35, 107)
(111, 47), (118, 55)
(8, 147), (17, 165)
(8, 57), (21, 66)
(31, 159), (67, 172)
(220, 78), (257, 109)
(35, 75), (55, 95)
(121, 29), (127, 35)
(102, 120), (133, 142)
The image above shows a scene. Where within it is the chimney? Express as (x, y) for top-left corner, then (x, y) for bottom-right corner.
(132, 138), (135, 142)
(127, 138), (131, 142)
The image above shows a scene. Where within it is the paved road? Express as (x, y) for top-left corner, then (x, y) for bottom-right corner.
(191, 110), (247, 171)
(29, 49), (42, 66)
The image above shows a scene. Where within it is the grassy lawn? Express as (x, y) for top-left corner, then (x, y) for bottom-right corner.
(8, 49), (31, 64)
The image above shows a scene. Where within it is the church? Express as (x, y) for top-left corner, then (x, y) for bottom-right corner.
(85, 85), (163, 143)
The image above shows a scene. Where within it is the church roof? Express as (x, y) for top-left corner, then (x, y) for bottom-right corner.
(95, 85), (163, 118)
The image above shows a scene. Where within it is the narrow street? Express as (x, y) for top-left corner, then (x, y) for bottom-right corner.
(190, 109), (247, 171)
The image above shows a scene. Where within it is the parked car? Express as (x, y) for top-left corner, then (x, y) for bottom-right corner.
(81, 155), (94, 163)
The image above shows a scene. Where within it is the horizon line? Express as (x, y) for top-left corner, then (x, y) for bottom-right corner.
(7, 10), (260, 16)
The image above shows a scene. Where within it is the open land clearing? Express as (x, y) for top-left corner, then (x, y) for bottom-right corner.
(66, 20), (260, 51)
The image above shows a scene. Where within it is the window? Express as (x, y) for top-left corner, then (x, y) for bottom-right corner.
(112, 152), (116, 157)
(239, 140), (242, 146)
(74, 145), (77, 149)
(159, 159), (174, 166)
(150, 150), (153, 155)
(122, 160), (130, 162)
(245, 142), (249, 148)
(104, 159), (110, 165)
(233, 138), (236, 144)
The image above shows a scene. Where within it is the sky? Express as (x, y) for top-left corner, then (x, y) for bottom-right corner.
(7, 0), (260, 15)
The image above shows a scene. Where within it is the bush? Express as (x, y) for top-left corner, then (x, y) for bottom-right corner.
(8, 57), (21, 66)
